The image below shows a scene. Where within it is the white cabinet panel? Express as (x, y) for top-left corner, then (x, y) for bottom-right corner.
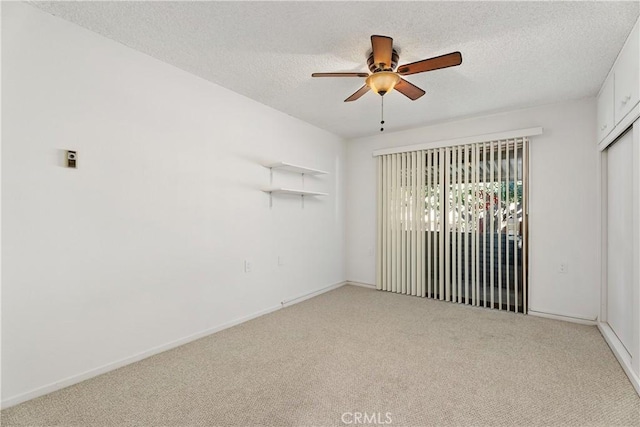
(598, 18), (640, 146)
(598, 75), (615, 142)
(615, 22), (640, 125)
(607, 129), (634, 352)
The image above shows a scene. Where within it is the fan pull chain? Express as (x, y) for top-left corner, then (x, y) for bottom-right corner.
(380, 96), (385, 132)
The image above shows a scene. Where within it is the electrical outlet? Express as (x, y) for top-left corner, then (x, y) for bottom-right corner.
(559, 263), (568, 274)
(244, 260), (252, 273)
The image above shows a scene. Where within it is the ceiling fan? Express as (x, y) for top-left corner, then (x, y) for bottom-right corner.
(312, 35), (462, 130)
(313, 35), (462, 101)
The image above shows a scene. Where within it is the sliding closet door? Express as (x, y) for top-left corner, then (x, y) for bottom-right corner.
(607, 129), (634, 352)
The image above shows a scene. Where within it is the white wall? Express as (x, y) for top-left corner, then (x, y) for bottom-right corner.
(1, 2), (346, 405)
(346, 98), (599, 321)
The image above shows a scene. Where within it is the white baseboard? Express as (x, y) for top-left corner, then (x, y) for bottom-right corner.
(1, 280), (348, 409)
(346, 280), (377, 289)
(598, 322), (640, 396)
(527, 309), (597, 325)
(281, 280), (347, 306)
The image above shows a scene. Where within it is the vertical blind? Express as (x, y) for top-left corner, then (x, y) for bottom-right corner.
(376, 138), (528, 313)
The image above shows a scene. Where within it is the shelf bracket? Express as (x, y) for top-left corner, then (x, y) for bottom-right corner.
(269, 167), (273, 209)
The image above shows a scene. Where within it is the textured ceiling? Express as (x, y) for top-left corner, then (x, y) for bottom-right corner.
(30, 1), (640, 139)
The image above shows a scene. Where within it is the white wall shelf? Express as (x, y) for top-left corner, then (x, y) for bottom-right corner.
(264, 162), (328, 208)
(264, 162), (328, 176)
(262, 188), (328, 197)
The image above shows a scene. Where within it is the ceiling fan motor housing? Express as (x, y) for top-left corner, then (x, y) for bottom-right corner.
(368, 49), (399, 72)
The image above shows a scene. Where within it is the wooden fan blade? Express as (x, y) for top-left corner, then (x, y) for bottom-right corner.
(397, 51), (462, 76)
(371, 35), (393, 69)
(344, 85), (370, 102)
(395, 78), (425, 100)
(312, 72), (369, 78)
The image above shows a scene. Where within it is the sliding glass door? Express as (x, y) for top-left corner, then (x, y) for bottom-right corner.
(377, 138), (528, 313)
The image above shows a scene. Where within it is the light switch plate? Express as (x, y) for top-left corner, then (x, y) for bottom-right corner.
(66, 150), (77, 168)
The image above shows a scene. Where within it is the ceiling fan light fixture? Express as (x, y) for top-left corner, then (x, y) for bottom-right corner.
(366, 71), (400, 96)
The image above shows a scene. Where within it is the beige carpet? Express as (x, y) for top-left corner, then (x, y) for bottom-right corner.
(2, 285), (639, 426)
